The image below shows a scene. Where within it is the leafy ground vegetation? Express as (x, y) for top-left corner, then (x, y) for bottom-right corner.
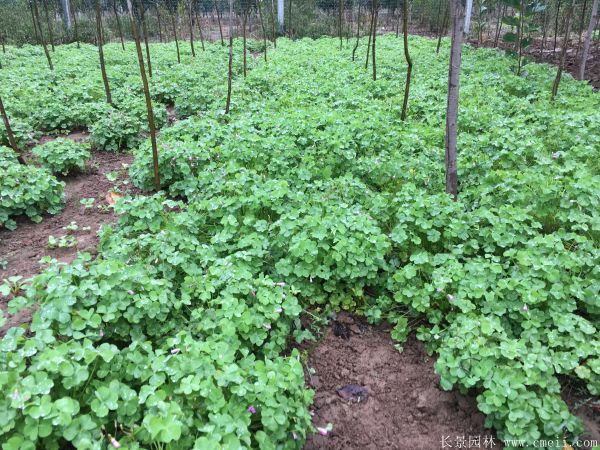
(0, 35), (599, 449)
(0, 146), (64, 231)
(32, 138), (91, 176)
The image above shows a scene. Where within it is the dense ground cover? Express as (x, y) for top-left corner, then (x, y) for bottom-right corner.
(0, 146), (65, 230)
(0, 35), (599, 449)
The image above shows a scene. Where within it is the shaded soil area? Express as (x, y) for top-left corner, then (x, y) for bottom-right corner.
(563, 380), (600, 449)
(469, 36), (600, 90)
(0, 135), (135, 335)
(302, 313), (503, 450)
(408, 26), (600, 90)
(302, 313), (600, 450)
(526, 44), (600, 90)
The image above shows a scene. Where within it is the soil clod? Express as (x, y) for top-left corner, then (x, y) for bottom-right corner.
(337, 384), (369, 403)
(333, 321), (351, 339)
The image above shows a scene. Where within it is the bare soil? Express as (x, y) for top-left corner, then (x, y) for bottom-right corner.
(302, 313), (503, 450)
(563, 379), (600, 449)
(467, 35), (600, 90)
(526, 44), (600, 90)
(0, 132), (135, 335)
(407, 25), (600, 91)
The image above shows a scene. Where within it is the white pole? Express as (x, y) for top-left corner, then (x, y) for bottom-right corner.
(62, 0), (72, 28)
(446, 0), (465, 199)
(464, 0), (473, 35)
(277, 0), (284, 32)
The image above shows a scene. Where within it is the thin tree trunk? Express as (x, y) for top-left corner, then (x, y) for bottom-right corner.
(477, 0), (483, 43)
(95, 0), (112, 104)
(437, 3), (449, 54)
(552, 0), (576, 100)
(464, 0), (473, 35)
(401, 0), (412, 121)
(42, 0), (55, 51)
(126, 0), (160, 191)
(576, 0), (588, 58)
(541, 3), (549, 50)
(210, 9), (215, 31)
(345, 4), (350, 43)
(171, 11), (181, 63)
(33, 0), (53, 70)
(352, 1), (361, 61)
(579, 0), (599, 79)
(188, 0), (195, 57)
(216, 6), (225, 46)
(365, 3), (374, 69)
(156, 4), (163, 42)
(243, 9), (247, 77)
(371, 0), (377, 80)
(69, 0), (79, 48)
(395, 0), (401, 38)
(554, 0), (562, 56)
(338, 0), (344, 49)
(433, 0), (442, 42)
(257, 0), (268, 62)
(30, 1), (41, 43)
(138, 0), (152, 77)
(270, 0), (277, 48)
(494, 1), (504, 47)
(288, 0), (292, 38)
(195, 11), (205, 50)
(225, 0), (233, 114)
(595, 18), (600, 59)
(0, 96), (24, 163)
(445, 0), (465, 200)
(113, 0), (125, 50)
(517, 0), (525, 75)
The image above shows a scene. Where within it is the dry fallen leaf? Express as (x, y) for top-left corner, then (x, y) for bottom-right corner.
(105, 191), (123, 206)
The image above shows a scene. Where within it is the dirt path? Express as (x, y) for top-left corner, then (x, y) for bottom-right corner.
(0, 141), (134, 335)
(303, 313), (503, 450)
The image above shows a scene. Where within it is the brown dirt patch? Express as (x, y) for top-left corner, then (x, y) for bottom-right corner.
(465, 35), (600, 90)
(563, 380), (600, 449)
(303, 313), (502, 450)
(407, 26), (600, 90)
(527, 45), (600, 90)
(0, 140), (135, 335)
